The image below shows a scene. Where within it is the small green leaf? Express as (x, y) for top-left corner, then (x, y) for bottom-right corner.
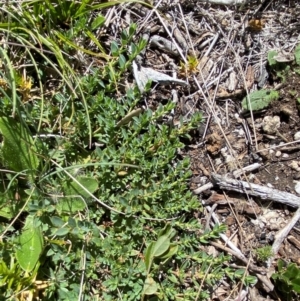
(91, 15), (105, 30)
(268, 50), (278, 67)
(158, 224), (176, 240)
(293, 281), (300, 293)
(144, 242), (154, 272)
(129, 23), (137, 37)
(68, 217), (77, 228)
(295, 44), (300, 65)
(284, 263), (300, 280)
(121, 30), (129, 46)
(152, 235), (170, 258)
(277, 259), (285, 272)
(243, 275), (257, 286)
(119, 54), (126, 69)
(53, 227), (69, 237)
(50, 216), (64, 227)
(168, 273), (179, 284)
(143, 276), (158, 295)
(158, 244), (178, 259)
(15, 216), (44, 272)
(111, 41), (119, 56)
(242, 89), (279, 111)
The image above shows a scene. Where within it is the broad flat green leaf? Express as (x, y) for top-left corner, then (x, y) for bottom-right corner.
(152, 235), (170, 258)
(158, 244), (178, 260)
(284, 263), (300, 280)
(57, 177), (98, 213)
(158, 224), (176, 240)
(144, 242), (154, 273)
(0, 117), (39, 174)
(15, 217), (44, 272)
(242, 90), (279, 111)
(143, 276), (158, 295)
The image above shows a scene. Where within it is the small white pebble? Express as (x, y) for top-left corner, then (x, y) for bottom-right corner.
(262, 116), (280, 135)
(294, 131), (300, 141)
(215, 158), (222, 166)
(282, 153), (289, 158)
(275, 151), (281, 157)
(295, 182), (300, 194)
(289, 161), (300, 171)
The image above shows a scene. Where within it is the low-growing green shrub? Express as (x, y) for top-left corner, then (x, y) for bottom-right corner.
(272, 259), (300, 301)
(0, 2), (257, 300)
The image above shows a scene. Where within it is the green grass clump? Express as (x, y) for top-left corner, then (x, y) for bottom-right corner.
(254, 246), (273, 262)
(0, 1), (257, 300)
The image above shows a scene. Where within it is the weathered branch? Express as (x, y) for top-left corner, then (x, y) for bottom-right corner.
(196, 0), (247, 5)
(211, 173), (300, 208)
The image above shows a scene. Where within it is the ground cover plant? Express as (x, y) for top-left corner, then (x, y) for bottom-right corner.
(0, 1), (259, 300)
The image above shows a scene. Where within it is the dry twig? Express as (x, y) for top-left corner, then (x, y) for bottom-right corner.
(211, 173), (300, 208)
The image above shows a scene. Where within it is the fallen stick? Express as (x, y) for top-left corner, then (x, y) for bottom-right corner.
(197, 0), (247, 5)
(193, 164), (261, 195)
(194, 182), (213, 194)
(210, 241), (265, 274)
(211, 173), (300, 208)
(271, 207), (300, 261)
(232, 163), (261, 178)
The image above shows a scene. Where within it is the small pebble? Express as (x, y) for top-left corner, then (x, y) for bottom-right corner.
(294, 131), (300, 141)
(275, 151), (281, 157)
(295, 181), (300, 194)
(262, 116), (280, 135)
(215, 158), (222, 166)
(281, 106), (293, 116)
(289, 161), (300, 171)
(282, 153), (289, 158)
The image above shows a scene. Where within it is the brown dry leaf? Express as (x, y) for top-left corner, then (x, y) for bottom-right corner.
(248, 19), (265, 31)
(206, 132), (223, 155)
(245, 65), (255, 88)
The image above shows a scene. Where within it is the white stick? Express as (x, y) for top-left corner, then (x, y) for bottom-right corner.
(272, 207), (300, 256)
(197, 0), (247, 5)
(212, 173), (300, 208)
